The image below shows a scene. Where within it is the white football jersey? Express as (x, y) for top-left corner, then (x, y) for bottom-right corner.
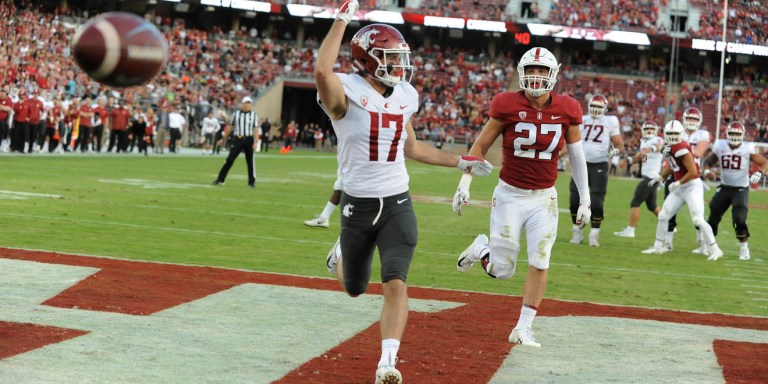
(712, 139), (757, 187)
(683, 129), (711, 165)
(319, 73), (419, 198)
(639, 136), (664, 179)
(580, 115), (621, 163)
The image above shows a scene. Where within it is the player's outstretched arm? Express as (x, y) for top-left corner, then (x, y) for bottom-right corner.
(315, 0), (359, 121)
(403, 122), (492, 175)
(565, 125), (591, 228)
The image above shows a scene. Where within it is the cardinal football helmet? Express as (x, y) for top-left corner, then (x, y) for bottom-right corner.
(682, 107), (703, 132)
(350, 24), (413, 87)
(726, 121), (746, 146)
(517, 47), (560, 97)
(588, 94), (609, 119)
(641, 121), (659, 139)
(663, 120), (685, 145)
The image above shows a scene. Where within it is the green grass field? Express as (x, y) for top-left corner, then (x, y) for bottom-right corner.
(1, 150), (766, 317)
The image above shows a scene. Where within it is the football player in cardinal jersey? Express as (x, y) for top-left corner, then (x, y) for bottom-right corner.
(664, 107), (711, 252)
(614, 121), (664, 238)
(701, 121), (768, 260)
(314, 2), (493, 383)
(643, 120), (723, 260)
(569, 94), (624, 247)
(452, 46), (591, 349)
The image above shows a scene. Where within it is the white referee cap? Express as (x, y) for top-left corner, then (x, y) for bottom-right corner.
(242, 96), (252, 103)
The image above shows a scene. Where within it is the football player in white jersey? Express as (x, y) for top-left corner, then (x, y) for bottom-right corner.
(701, 121), (768, 260)
(569, 94), (624, 247)
(315, 2), (493, 383)
(614, 121), (664, 238)
(664, 107), (711, 252)
(453, 47), (591, 349)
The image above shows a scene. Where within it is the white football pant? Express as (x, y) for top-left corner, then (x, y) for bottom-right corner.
(655, 178), (715, 246)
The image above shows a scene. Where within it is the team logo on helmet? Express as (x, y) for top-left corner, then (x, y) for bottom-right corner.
(357, 28), (379, 51)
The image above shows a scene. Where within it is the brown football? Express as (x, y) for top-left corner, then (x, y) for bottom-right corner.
(72, 12), (168, 88)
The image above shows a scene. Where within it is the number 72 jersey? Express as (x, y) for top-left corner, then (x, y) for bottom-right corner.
(580, 114), (621, 163)
(490, 91), (583, 190)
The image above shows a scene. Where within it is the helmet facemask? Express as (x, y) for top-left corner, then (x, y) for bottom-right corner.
(518, 65), (558, 97)
(368, 46), (413, 87)
(726, 122), (745, 147)
(588, 102), (607, 120)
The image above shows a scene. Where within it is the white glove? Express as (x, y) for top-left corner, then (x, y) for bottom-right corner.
(457, 155), (493, 176)
(452, 184), (470, 216)
(750, 171), (763, 184)
(669, 181), (681, 193)
(661, 145), (671, 157)
(648, 177), (663, 188)
(335, 0), (359, 24)
(608, 146), (620, 158)
(575, 203), (591, 229)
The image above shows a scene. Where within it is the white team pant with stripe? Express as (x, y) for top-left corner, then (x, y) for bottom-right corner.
(655, 178), (716, 247)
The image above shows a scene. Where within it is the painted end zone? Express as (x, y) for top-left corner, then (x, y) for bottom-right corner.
(0, 248), (767, 383)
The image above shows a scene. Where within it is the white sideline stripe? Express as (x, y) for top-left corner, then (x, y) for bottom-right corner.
(746, 291), (768, 295)
(0, 190), (62, 198)
(753, 298), (768, 301)
(2, 212), (767, 286)
(742, 285), (768, 289)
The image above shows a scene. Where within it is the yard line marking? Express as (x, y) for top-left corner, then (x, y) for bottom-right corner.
(746, 291), (768, 295)
(753, 298), (768, 301)
(742, 285), (768, 289)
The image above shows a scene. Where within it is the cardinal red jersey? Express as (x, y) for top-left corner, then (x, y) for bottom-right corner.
(0, 97), (12, 121)
(78, 105), (94, 127)
(666, 141), (700, 181)
(27, 97), (44, 124)
(12, 99), (30, 122)
(490, 91), (583, 189)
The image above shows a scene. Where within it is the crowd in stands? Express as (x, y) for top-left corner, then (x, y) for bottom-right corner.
(2, 1), (768, 157)
(690, 0), (768, 44)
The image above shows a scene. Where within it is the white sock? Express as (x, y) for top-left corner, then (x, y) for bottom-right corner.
(320, 201), (337, 220)
(741, 242), (749, 250)
(516, 305), (537, 330)
(572, 225), (581, 232)
(590, 228), (600, 236)
(378, 338), (400, 368)
(665, 231), (675, 243)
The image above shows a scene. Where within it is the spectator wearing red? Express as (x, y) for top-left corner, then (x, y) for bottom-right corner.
(75, 97), (94, 152)
(107, 100), (131, 153)
(11, 90), (30, 153)
(91, 98), (109, 152)
(0, 88), (12, 152)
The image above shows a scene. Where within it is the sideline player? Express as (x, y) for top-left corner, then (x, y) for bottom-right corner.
(315, 2), (494, 383)
(642, 120), (723, 260)
(569, 94), (624, 247)
(701, 121), (768, 260)
(614, 121), (664, 238)
(452, 47), (591, 348)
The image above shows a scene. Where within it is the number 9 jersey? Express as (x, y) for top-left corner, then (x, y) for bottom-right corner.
(490, 90), (583, 190)
(318, 73), (419, 198)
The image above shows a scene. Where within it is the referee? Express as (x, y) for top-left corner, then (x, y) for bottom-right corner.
(212, 96), (260, 188)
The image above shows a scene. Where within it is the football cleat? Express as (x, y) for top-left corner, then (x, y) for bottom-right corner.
(304, 216), (329, 228)
(509, 327), (541, 348)
(569, 228), (583, 244)
(691, 240), (709, 256)
(589, 232), (600, 247)
(641, 246), (668, 255)
(706, 245), (724, 261)
(375, 365), (402, 384)
(457, 234), (489, 272)
(326, 238), (341, 275)
(613, 228), (635, 238)
(739, 248), (751, 261)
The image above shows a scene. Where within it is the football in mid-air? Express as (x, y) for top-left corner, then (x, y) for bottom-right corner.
(72, 12), (169, 88)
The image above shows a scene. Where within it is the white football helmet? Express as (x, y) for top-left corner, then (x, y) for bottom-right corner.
(682, 107), (703, 132)
(726, 121), (745, 146)
(663, 120), (685, 145)
(517, 47), (560, 97)
(588, 94), (608, 119)
(641, 121), (659, 139)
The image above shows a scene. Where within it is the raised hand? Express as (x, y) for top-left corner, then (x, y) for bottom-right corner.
(335, 0), (359, 24)
(452, 185), (470, 216)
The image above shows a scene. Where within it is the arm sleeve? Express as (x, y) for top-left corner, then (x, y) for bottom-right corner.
(567, 140), (590, 205)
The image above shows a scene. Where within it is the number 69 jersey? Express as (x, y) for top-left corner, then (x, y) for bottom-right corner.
(490, 90), (583, 190)
(318, 73), (419, 198)
(711, 139), (758, 187)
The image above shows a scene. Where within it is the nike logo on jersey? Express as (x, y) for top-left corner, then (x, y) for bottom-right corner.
(552, 116), (562, 119)
(400, 105), (407, 109)
(397, 198), (409, 204)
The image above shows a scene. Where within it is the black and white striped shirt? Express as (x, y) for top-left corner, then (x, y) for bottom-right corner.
(230, 110), (258, 137)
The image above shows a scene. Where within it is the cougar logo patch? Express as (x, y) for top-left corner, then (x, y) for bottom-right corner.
(356, 28), (379, 51)
(342, 203), (354, 218)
